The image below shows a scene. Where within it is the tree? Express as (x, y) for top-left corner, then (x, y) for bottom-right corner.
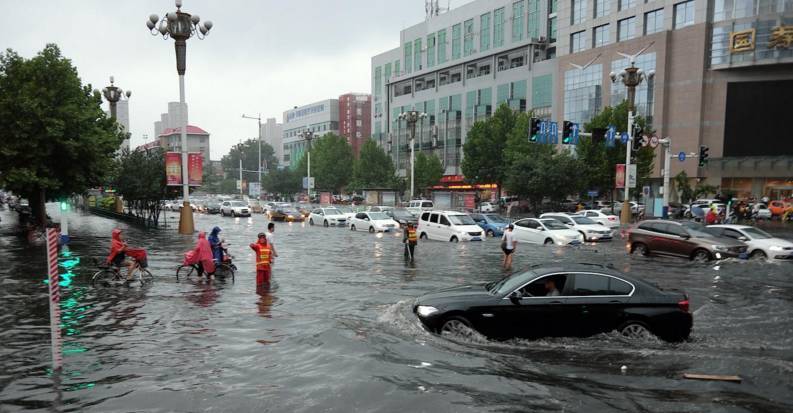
(462, 104), (515, 197)
(304, 133), (354, 193)
(350, 139), (397, 190)
(263, 167), (301, 198)
(220, 138), (278, 186)
(0, 45), (124, 227)
(113, 148), (168, 225)
(413, 152), (444, 198)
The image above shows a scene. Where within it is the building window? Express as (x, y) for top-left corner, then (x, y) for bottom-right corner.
(570, 30), (587, 53)
(674, 1), (695, 29)
(480, 13), (491, 51)
(437, 29), (447, 64)
(564, 64), (603, 125)
(593, 24), (610, 47)
(427, 34), (436, 68)
(494, 8), (505, 47)
(611, 52), (656, 123)
(550, 0), (558, 13)
(532, 74), (552, 109)
(414, 38), (422, 71)
(713, 0), (760, 22)
(374, 66), (382, 100)
(548, 16), (557, 42)
(404, 42), (412, 74)
(464, 19), (475, 56)
(452, 23), (462, 60)
(594, 0), (610, 18)
(619, 0), (636, 11)
(617, 16), (635, 41)
(571, 0), (587, 25)
(512, 0), (525, 41)
(528, 0), (540, 39)
(644, 9), (664, 34)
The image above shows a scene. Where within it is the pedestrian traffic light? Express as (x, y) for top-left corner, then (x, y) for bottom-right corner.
(699, 145), (709, 167)
(632, 126), (644, 152)
(562, 121), (573, 144)
(529, 118), (540, 142)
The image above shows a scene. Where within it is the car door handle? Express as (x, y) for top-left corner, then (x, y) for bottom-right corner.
(609, 300), (621, 304)
(548, 301), (563, 304)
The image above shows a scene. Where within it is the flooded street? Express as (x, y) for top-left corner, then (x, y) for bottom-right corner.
(1, 205), (792, 412)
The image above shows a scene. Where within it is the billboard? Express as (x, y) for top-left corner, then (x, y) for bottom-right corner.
(166, 152), (203, 186)
(615, 164), (626, 189)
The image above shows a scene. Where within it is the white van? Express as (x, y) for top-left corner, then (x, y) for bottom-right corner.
(407, 199), (434, 215)
(417, 211), (484, 242)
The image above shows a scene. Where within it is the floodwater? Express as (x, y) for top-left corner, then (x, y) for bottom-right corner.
(1, 205), (792, 412)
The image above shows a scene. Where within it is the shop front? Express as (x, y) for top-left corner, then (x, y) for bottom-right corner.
(430, 175), (498, 211)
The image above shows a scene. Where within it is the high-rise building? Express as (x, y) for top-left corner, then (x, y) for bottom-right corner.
(116, 100), (130, 152)
(281, 99), (339, 168)
(372, 0), (793, 206)
(261, 117), (284, 167)
(338, 93), (372, 158)
(147, 102), (211, 162)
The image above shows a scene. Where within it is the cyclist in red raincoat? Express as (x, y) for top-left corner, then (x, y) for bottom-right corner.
(183, 232), (216, 277)
(107, 229), (135, 280)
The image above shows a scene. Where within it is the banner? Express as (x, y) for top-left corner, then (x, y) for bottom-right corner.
(627, 164), (637, 189)
(166, 152), (182, 186)
(188, 153), (203, 186)
(615, 164), (626, 189)
(320, 192), (332, 204)
(249, 182), (261, 198)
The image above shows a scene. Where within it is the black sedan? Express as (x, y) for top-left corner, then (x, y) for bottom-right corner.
(413, 264), (692, 342)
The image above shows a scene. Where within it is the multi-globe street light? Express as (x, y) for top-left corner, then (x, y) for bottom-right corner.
(609, 45), (654, 225)
(398, 110), (427, 200)
(101, 76), (131, 120)
(300, 130), (314, 200)
(146, 0), (213, 235)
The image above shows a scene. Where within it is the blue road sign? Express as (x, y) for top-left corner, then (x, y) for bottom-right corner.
(539, 120), (548, 144)
(607, 125), (616, 147)
(587, 190), (599, 197)
(571, 123), (580, 144)
(620, 132), (629, 145)
(549, 121), (558, 144)
(678, 151), (686, 162)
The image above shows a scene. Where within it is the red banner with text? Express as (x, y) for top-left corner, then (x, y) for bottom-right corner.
(166, 152), (203, 186)
(615, 164), (626, 189)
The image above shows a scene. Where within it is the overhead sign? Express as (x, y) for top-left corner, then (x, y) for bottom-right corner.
(549, 121), (558, 145)
(627, 164), (637, 188)
(607, 125), (616, 147)
(678, 151), (687, 162)
(587, 190), (599, 197)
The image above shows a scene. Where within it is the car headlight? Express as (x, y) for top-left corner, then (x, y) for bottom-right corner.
(712, 245), (729, 251)
(416, 305), (439, 317)
(769, 245), (785, 251)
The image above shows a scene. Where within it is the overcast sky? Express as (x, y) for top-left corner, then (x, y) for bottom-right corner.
(0, 0), (471, 160)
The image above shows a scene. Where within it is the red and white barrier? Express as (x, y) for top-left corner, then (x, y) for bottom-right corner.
(46, 228), (63, 370)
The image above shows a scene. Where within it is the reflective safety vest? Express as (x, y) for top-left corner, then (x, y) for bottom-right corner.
(407, 228), (417, 243)
(256, 245), (272, 269)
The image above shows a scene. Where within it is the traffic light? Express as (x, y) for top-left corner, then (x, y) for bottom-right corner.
(529, 118), (540, 142)
(60, 201), (69, 211)
(632, 126), (644, 152)
(562, 121), (573, 144)
(699, 145), (709, 167)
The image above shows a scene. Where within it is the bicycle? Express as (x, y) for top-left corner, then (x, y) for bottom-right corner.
(91, 258), (153, 287)
(176, 247), (236, 282)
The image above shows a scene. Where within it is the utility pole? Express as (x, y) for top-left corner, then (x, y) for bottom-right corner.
(398, 110), (427, 200)
(660, 137), (672, 219)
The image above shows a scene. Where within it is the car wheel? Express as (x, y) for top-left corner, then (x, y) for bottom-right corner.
(486, 229), (495, 237)
(420, 233), (428, 240)
(618, 320), (653, 340)
(450, 236), (459, 243)
(369, 226), (375, 233)
(579, 231), (587, 241)
(440, 316), (476, 339)
(632, 242), (650, 256)
(309, 218), (314, 226)
(544, 238), (554, 246)
(350, 225), (356, 231)
(231, 211), (236, 218)
(323, 220), (329, 227)
(691, 248), (712, 262)
(750, 250), (767, 260)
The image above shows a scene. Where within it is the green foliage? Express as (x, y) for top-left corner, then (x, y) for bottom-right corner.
(413, 152), (444, 197)
(263, 167), (302, 196)
(674, 171), (694, 204)
(351, 139), (397, 190)
(0, 44), (124, 226)
(303, 133), (354, 192)
(113, 148), (167, 224)
(462, 103), (515, 194)
(99, 196), (116, 210)
(221, 138), (279, 185)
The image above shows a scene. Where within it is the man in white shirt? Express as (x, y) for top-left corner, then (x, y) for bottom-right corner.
(501, 224), (517, 270)
(266, 222), (279, 260)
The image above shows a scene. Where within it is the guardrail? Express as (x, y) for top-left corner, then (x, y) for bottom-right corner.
(84, 206), (166, 229)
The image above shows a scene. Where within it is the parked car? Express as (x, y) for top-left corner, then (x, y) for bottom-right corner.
(269, 206), (304, 222)
(220, 201), (250, 217)
(248, 200), (264, 214)
(750, 203), (773, 220)
(296, 204), (313, 218)
(580, 209), (620, 229)
(417, 211), (483, 242)
(707, 224), (793, 261)
(628, 220), (747, 261)
(309, 207), (348, 227)
(367, 205), (394, 213)
(349, 211), (399, 233)
(511, 218), (584, 246)
(335, 205), (357, 222)
(413, 263), (692, 342)
(769, 200), (791, 217)
(607, 201), (645, 215)
(479, 202), (498, 213)
(407, 199), (434, 215)
(540, 213), (613, 241)
(388, 208), (418, 228)
(205, 201), (221, 214)
(470, 213), (510, 237)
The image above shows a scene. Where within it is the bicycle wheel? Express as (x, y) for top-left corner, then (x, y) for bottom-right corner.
(138, 268), (154, 284)
(91, 269), (119, 287)
(214, 263), (235, 282)
(176, 265), (197, 281)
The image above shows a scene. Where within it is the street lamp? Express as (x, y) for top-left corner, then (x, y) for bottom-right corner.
(242, 113), (263, 193)
(300, 130), (314, 201)
(101, 76), (131, 120)
(398, 110), (427, 200)
(146, 0), (213, 235)
(609, 44), (654, 225)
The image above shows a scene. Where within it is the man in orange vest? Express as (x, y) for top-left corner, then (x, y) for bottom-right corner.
(403, 222), (418, 262)
(250, 232), (273, 288)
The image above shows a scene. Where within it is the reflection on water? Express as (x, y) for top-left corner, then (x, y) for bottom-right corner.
(1, 206), (793, 412)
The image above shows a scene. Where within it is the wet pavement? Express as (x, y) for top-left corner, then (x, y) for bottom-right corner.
(1, 204), (792, 412)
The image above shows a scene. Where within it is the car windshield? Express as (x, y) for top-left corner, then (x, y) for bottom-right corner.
(392, 209), (413, 218)
(231, 202), (246, 207)
(448, 214), (476, 226)
(282, 209), (299, 215)
(542, 219), (568, 230)
(742, 227), (773, 239)
(368, 212), (389, 220)
(336, 206), (353, 213)
(485, 215), (509, 223)
(572, 216), (597, 225)
(680, 221), (710, 237)
(324, 208), (342, 215)
(208, 202), (220, 207)
(487, 270), (537, 295)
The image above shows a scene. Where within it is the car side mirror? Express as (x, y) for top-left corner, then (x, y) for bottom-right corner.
(680, 234), (691, 240)
(738, 236), (747, 241)
(566, 223), (574, 226)
(509, 291), (522, 303)
(538, 227), (545, 231)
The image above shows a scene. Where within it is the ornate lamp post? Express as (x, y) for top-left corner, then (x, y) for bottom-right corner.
(609, 45), (654, 225)
(146, 0), (213, 235)
(101, 76), (131, 119)
(300, 130), (314, 200)
(398, 110), (427, 200)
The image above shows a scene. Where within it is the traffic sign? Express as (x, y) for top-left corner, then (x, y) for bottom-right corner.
(620, 132), (629, 145)
(587, 190), (599, 197)
(302, 177), (315, 189)
(641, 135), (649, 147)
(650, 135), (659, 148)
(607, 125), (616, 147)
(571, 123), (580, 144)
(678, 151), (686, 162)
(539, 120), (548, 144)
(549, 121), (558, 144)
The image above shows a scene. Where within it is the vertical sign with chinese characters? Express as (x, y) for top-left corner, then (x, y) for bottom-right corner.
(187, 153), (203, 186)
(615, 164), (626, 189)
(165, 152), (181, 186)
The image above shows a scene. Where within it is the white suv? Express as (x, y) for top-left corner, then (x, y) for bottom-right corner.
(309, 207), (348, 227)
(407, 199), (434, 215)
(417, 211), (483, 242)
(220, 200), (250, 217)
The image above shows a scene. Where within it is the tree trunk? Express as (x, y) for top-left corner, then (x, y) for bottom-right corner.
(29, 187), (48, 229)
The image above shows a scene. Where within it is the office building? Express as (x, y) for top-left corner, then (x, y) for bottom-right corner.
(339, 93), (372, 157)
(147, 102), (211, 162)
(281, 99), (339, 168)
(261, 118), (284, 168)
